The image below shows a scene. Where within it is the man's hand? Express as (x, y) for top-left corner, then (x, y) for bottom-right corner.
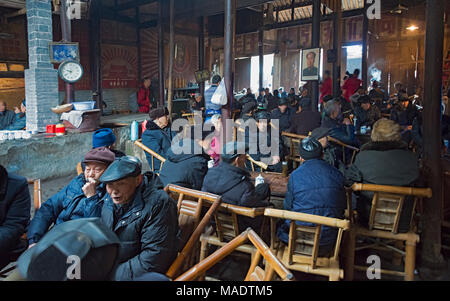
(271, 156), (281, 165)
(28, 243), (36, 249)
(343, 118), (352, 126)
(82, 178), (98, 198)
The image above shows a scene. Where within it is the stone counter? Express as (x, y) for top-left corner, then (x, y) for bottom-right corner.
(0, 125), (142, 181)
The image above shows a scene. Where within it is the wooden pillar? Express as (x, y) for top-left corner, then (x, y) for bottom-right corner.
(332, 0), (342, 97)
(59, 0), (74, 103)
(361, 1), (368, 90)
(199, 17), (205, 98)
(167, 0), (175, 121)
(223, 0), (236, 143)
(311, 0), (320, 111)
(258, 27), (264, 90)
(136, 6), (142, 85)
(89, 0), (102, 113)
(421, 0), (445, 274)
(158, 0), (165, 107)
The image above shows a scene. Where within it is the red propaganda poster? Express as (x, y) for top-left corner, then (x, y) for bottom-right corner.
(101, 45), (138, 89)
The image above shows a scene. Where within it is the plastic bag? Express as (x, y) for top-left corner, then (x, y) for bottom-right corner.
(211, 80), (228, 106)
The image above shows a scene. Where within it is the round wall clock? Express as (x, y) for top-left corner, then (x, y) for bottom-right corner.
(58, 60), (84, 83)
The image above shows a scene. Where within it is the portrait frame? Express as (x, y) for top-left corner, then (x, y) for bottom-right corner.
(301, 47), (321, 81)
(48, 42), (80, 64)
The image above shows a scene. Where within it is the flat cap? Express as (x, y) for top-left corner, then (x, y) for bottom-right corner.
(99, 156), (142, 183)
(83, 147), (115, 166)
(254, 110), (271, 121)
(279, 97), (289, 106)
(241, 101), (257, 115)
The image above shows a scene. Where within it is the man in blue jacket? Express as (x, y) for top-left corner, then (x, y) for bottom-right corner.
(278, 137), (346, 257)
(141, 107), (174, 172)
(5, 99), (26, 131)
(27, 147), (115, 247)
(0, 165), (30, 270)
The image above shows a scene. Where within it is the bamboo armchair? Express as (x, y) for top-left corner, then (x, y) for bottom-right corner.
(246, 154), (268, 172)
(182, 112), (203, 125)
(264, 208), (350, 281)
(327, 137), (360, 165)
(164, 184), (222, 279)
(134, 139), (167, 173)
(175, 228), (294, 281)
(344, 183), (432, 281)
(282, 132), (307, 168)
(0, 179), (42, 278)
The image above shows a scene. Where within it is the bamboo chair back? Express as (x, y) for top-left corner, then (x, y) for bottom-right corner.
(27, 179), (42, 211)
(164, 185), (220, 246)
(214, 202), (266, 242)
(265, 208), (350, 280)
(135, 139), (167, 173)
(175, 228), (294, 281)
(282, 132), (308, 165)
(327, 137), (359, 165)
(352, 183), (433, 234)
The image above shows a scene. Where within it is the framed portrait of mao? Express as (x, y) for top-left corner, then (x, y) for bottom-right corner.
(301, 48), (321, 81)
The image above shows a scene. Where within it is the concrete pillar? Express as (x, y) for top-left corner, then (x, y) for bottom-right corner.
(25, 0), (59, 132)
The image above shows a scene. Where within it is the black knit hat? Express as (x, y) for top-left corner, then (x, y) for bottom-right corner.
(299, 137), (323, 160)
(254, 110), (270, 121)
(241, 101), (257, 115)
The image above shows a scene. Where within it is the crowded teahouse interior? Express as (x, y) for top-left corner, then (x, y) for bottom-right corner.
(1, 0), (450, 283)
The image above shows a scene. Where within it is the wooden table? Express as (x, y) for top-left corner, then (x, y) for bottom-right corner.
(250, 171), (289, 198)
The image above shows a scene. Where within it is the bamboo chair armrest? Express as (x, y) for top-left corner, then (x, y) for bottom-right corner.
(351, 183), (432, 198)
(328, 137), (360, 152)
(264, 208), (351, 230)
(246, 155), (268, 170)
(135, 140), (167, 163)
(281, 131), (308, 140)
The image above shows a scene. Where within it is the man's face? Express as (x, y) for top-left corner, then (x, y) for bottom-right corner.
(265, 89), (270, 96)
(106, 175), (142, 205)
(21, 104), (26, 113)
(195, 95), (202, 103)
(324, 73), (330, 80)
(157, 115), (169, 128)
(144, 79), (151, 88)
(319, 137), (328, 148)
(302, 89), (308, 97)
(401, 100), (410, 108)
(306, 53), (315, 68)
(290, 89), (295, 95)
(84, 162), (108, 182)
(332, 106), (341, 119)
(0, 102), (5, 112)
(279, 104), (288, 113)
(361, 103), (371, 111)
(247, 88), (252, 95)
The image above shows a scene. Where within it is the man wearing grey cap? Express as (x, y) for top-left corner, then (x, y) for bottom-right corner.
(202, 142), (271, 233)
(288, 97), (321, 136)
(99, 156), (180, 281)
(27, 147), (115, 248)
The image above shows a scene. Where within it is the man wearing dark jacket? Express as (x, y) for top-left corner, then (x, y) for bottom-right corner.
(159, 127), (211, 190)
(245, 111), (283, 172)
(344, 119), (419, 232)
(0, 101), (16, 130)
(322, 99), (358, 146)
(99, 156), (180, 280)
(278, 137), (346, 256)
(202, 142), (270, 232)
(142, 107), (174, 172)
(0, 165), (30, 270)
(27, 148), (115, 247)
(270, 97), (293, 132)
(289, 97), (321, 136)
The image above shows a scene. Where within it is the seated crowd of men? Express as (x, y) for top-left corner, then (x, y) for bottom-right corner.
(0, 72), (431, 281)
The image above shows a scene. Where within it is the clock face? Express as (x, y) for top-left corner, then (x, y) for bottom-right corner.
(59, 61), (83, 83)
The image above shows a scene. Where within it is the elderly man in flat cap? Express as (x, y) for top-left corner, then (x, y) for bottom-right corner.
(27, 147), (115, 248)
(142, 107), (175, 173)
(99, 156), (180, 281)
